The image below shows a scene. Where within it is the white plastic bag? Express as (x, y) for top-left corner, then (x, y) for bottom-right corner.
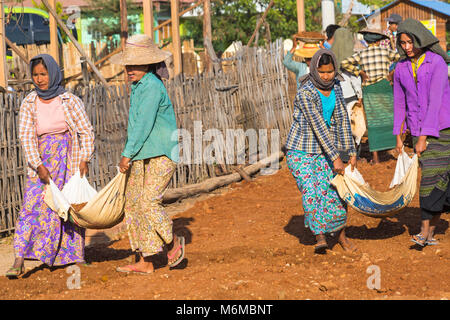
(389, 149), (414, 188)
(344, 165), (366, 186)
(44, 171), (98, 222)
(61, 171), (98, 204)
(45, 179), (71, 221)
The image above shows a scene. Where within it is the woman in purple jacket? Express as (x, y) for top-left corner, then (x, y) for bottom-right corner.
(393, 19), (450, 247)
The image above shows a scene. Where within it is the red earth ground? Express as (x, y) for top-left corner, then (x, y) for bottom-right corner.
(1, 149), (449, 300)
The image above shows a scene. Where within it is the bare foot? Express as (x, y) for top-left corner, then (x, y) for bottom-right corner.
(116, 261), (154, 274)
(338, 238), (358, 253)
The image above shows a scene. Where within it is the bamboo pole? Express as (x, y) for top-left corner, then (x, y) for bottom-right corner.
(170, 0), (182, 75)
(203, 0), (212, 73)
(297, 0), (305, 32)
(5, 36), (28, 64)
(41, 0), (108, 86)
(143, 0), (154, 39)
(247, 0), (275, 47)
(120, 0), (128, 85)
(154, 0), (203, 32)
(49, 0), (59, 64)
(0, 1), (7, 88)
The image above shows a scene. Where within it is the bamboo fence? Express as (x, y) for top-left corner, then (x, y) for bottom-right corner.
(0, 38), (293, 235)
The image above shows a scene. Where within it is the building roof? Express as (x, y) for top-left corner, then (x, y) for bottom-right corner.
(358, 0), (450, 23)
(408, 0), (450, 17)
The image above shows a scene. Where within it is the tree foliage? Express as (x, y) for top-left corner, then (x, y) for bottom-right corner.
(84, 0), (141, 39)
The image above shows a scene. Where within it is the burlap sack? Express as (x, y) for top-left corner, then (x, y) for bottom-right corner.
(70, 172), (127, 229)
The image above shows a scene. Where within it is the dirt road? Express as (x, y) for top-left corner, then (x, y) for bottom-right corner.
(1, 157), (449, 300)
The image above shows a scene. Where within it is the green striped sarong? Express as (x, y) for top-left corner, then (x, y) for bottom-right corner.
(362, 79), (396, 152)
(414, 128), (450, 199)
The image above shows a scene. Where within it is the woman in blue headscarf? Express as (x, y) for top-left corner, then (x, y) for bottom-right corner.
(6, 54), (95, 278)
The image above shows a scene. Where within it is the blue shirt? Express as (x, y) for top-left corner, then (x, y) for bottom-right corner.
(316, 88), (336, 128)
(283, 52), (309, 86)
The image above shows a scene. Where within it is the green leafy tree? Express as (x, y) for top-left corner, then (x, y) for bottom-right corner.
(84, 0), (141, 40)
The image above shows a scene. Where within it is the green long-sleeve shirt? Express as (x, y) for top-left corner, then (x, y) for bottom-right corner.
(283, 52), (309, 86)
(122, 72), (179, 163)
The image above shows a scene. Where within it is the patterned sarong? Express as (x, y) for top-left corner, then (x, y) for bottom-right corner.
(362, 79), (396, 152)
(13, 132), (85, 266)
(286, 150), (347, 235)
(125, 156), (176, 256)
(414, 128), (450, 213)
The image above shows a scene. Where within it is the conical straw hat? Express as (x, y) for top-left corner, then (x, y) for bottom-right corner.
(110, 34), (172, 65)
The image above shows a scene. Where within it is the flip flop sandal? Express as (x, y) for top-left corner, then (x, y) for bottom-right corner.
(426, 238), (439, 246)
(168, 236), (185, 268)
(314, 243), (328, 254)
(116, 265), (153, 275)
(5, 266), (24, 278)
(411, 234), (427, 247)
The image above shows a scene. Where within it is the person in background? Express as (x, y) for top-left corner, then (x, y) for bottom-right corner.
(341, 28), (400, 164)
(321, 24), (341, 50)
(6, 54), (95, 278)
(111, 34), (184, 274)
(380, 13), (402, 51)
(393, 19), (450, 247)
(286, 49), (358, 254)
(283, 36), (320, 87)
(331, 27), (363, 152)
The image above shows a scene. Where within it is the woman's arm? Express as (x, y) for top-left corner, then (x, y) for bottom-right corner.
(18, 101), (42, 171)
(340, 53), (361, 78)
(392, 66), (407, 136)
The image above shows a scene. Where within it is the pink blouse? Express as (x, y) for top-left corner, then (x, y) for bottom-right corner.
(35, 97), (68, 136)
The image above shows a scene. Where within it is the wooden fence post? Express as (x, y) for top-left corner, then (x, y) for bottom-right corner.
(297, 0), (305, 32)
(143, 0), (154, 39)
(49, 0), (59, 64)
(0, 1), (8, 89)
(203, 0), (212, 73)
(170, 0), (182, 76)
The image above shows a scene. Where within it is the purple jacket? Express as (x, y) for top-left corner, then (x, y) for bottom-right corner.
(393, 51), (450, 138)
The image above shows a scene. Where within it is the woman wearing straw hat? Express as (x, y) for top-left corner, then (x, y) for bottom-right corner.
(111, 34), (184, 274)
(283, 37), (320, 87)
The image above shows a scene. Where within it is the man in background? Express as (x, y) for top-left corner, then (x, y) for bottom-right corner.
(380, 13), (402, 51)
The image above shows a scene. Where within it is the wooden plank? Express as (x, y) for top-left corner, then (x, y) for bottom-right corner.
(49, 0), (59, 64)
(0, 2), (8, 88)
(171, 0), (182, 75)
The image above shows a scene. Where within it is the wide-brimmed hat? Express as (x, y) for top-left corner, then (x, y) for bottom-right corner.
(110, 34), (172, 65)
(358, 28), (389, 40)
(294, 43), (320, 59)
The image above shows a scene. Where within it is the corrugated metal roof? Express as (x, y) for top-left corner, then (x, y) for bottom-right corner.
(358, 0), (450, 23)
(410, 0), (450, 17)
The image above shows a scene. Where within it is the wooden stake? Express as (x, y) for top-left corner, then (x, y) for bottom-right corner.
(41, 0), (108, 86)
(120, 0), (128, 85)
(143, 0), (154, 39)
(297, 0), (305, 32)
(5, 36), (28, 64)
(247, 0), (274, 47)
(170, 0), (182, 75)
(154, 0), (203, 32)
(49, 0), (59, 64)
(0, 1), (7, 89)
(203, 0), (212, 73)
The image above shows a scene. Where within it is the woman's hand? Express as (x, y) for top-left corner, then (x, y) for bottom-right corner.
(37, 164), (51, 184)
(333, 157), (345, 176)
(349, 156), (357, 172)
(291, 36), (298, 54)
(79, 161), (89, 177)
(119, 157), (131, 173)
(415, 136), (427, 157)
(396, 135), (404, 155)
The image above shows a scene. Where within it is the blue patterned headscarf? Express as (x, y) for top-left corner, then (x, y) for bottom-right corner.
(29, 54), (66, 100)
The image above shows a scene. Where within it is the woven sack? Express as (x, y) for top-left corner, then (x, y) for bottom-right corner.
(331, 151), (419, 218)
